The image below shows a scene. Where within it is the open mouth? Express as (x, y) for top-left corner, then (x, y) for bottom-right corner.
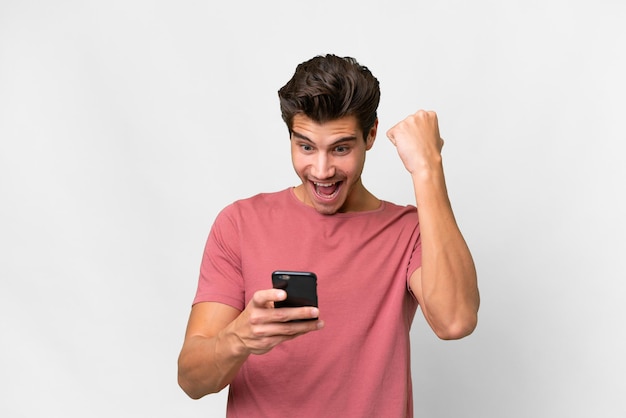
(312, 181), (342, 200)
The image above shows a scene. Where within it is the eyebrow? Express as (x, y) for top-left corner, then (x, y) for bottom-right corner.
(291, 130), (359, 146)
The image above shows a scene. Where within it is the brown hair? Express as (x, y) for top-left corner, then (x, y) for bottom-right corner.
(278, 54), (380, 138)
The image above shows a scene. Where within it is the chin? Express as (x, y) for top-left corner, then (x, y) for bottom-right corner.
(313, 204), (340, 216)
(312, 194), (350, 215)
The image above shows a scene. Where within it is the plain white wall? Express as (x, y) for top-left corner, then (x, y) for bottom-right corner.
(1, 1), (624, 417)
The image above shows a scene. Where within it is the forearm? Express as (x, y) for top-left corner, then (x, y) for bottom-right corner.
(412, 160), (479, 339)
(178, 326), (249, 399)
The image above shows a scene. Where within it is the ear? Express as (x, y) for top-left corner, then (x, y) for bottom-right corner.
(365, 119), (378, 151)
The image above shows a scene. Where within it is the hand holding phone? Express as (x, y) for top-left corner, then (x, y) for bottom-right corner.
(272, 271), (318, 317)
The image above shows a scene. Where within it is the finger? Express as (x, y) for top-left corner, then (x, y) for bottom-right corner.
(266, 316), (324, 339)
(251, 288), (287, 309)
(248, 310), (322, 342)
(272, 306), (320, 323)
(386, 128), (397, 145)
(245, 321), (321, 354)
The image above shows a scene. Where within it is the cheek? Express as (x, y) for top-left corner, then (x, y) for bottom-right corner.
(343, 155), (365, 176)
(290, 153), (307, 176)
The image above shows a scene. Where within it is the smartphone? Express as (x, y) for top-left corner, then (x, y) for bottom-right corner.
(271, 270), (318, 311)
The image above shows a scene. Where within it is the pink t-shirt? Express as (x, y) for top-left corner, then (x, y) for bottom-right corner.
(194, 188), (422, 418)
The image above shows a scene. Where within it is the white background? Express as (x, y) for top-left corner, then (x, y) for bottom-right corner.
(1, 1), (625, 417)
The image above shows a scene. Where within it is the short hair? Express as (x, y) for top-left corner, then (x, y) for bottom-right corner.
(278, 54), (380, 139)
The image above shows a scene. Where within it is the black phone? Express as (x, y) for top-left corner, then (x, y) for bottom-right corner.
(271, 270), (318, 310)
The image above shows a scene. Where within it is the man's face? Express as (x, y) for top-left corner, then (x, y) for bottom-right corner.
(290, 114), (377, 215)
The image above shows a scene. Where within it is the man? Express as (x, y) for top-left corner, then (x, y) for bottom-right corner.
(178, 54), (479, 417)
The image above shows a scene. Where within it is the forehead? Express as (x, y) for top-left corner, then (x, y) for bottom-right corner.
(291, 114), (362, 142)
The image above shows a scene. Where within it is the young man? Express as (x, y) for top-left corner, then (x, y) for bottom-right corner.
(178, 54), (479, 417)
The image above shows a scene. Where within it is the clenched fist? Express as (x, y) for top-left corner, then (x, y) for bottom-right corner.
(386, 110), (445, 174)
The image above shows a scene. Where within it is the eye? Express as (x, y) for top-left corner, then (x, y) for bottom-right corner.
(334, 145), (349, 154)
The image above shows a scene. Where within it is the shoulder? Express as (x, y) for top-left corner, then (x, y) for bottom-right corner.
(215, 189), (292, 222)
(228, 189), (290, 212)
(207, 190), (291, 248)
(380, 200), (418, 220)
(382, 200), (417, 213)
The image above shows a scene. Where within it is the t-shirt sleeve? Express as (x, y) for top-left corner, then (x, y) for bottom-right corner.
(407, 229), (421, 271)
(192, 204), (245, 311)
(406, 207), (422, 296)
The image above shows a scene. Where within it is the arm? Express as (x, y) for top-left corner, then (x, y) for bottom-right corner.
(387, 110), (479, 340)
(177, 289), (323, 399)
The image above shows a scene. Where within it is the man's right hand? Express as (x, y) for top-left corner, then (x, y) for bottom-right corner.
(178, 289), (323, 398)
(229, 288), (324, 355)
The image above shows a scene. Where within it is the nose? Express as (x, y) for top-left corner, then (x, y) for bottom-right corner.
(311, 153), (335, 179)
